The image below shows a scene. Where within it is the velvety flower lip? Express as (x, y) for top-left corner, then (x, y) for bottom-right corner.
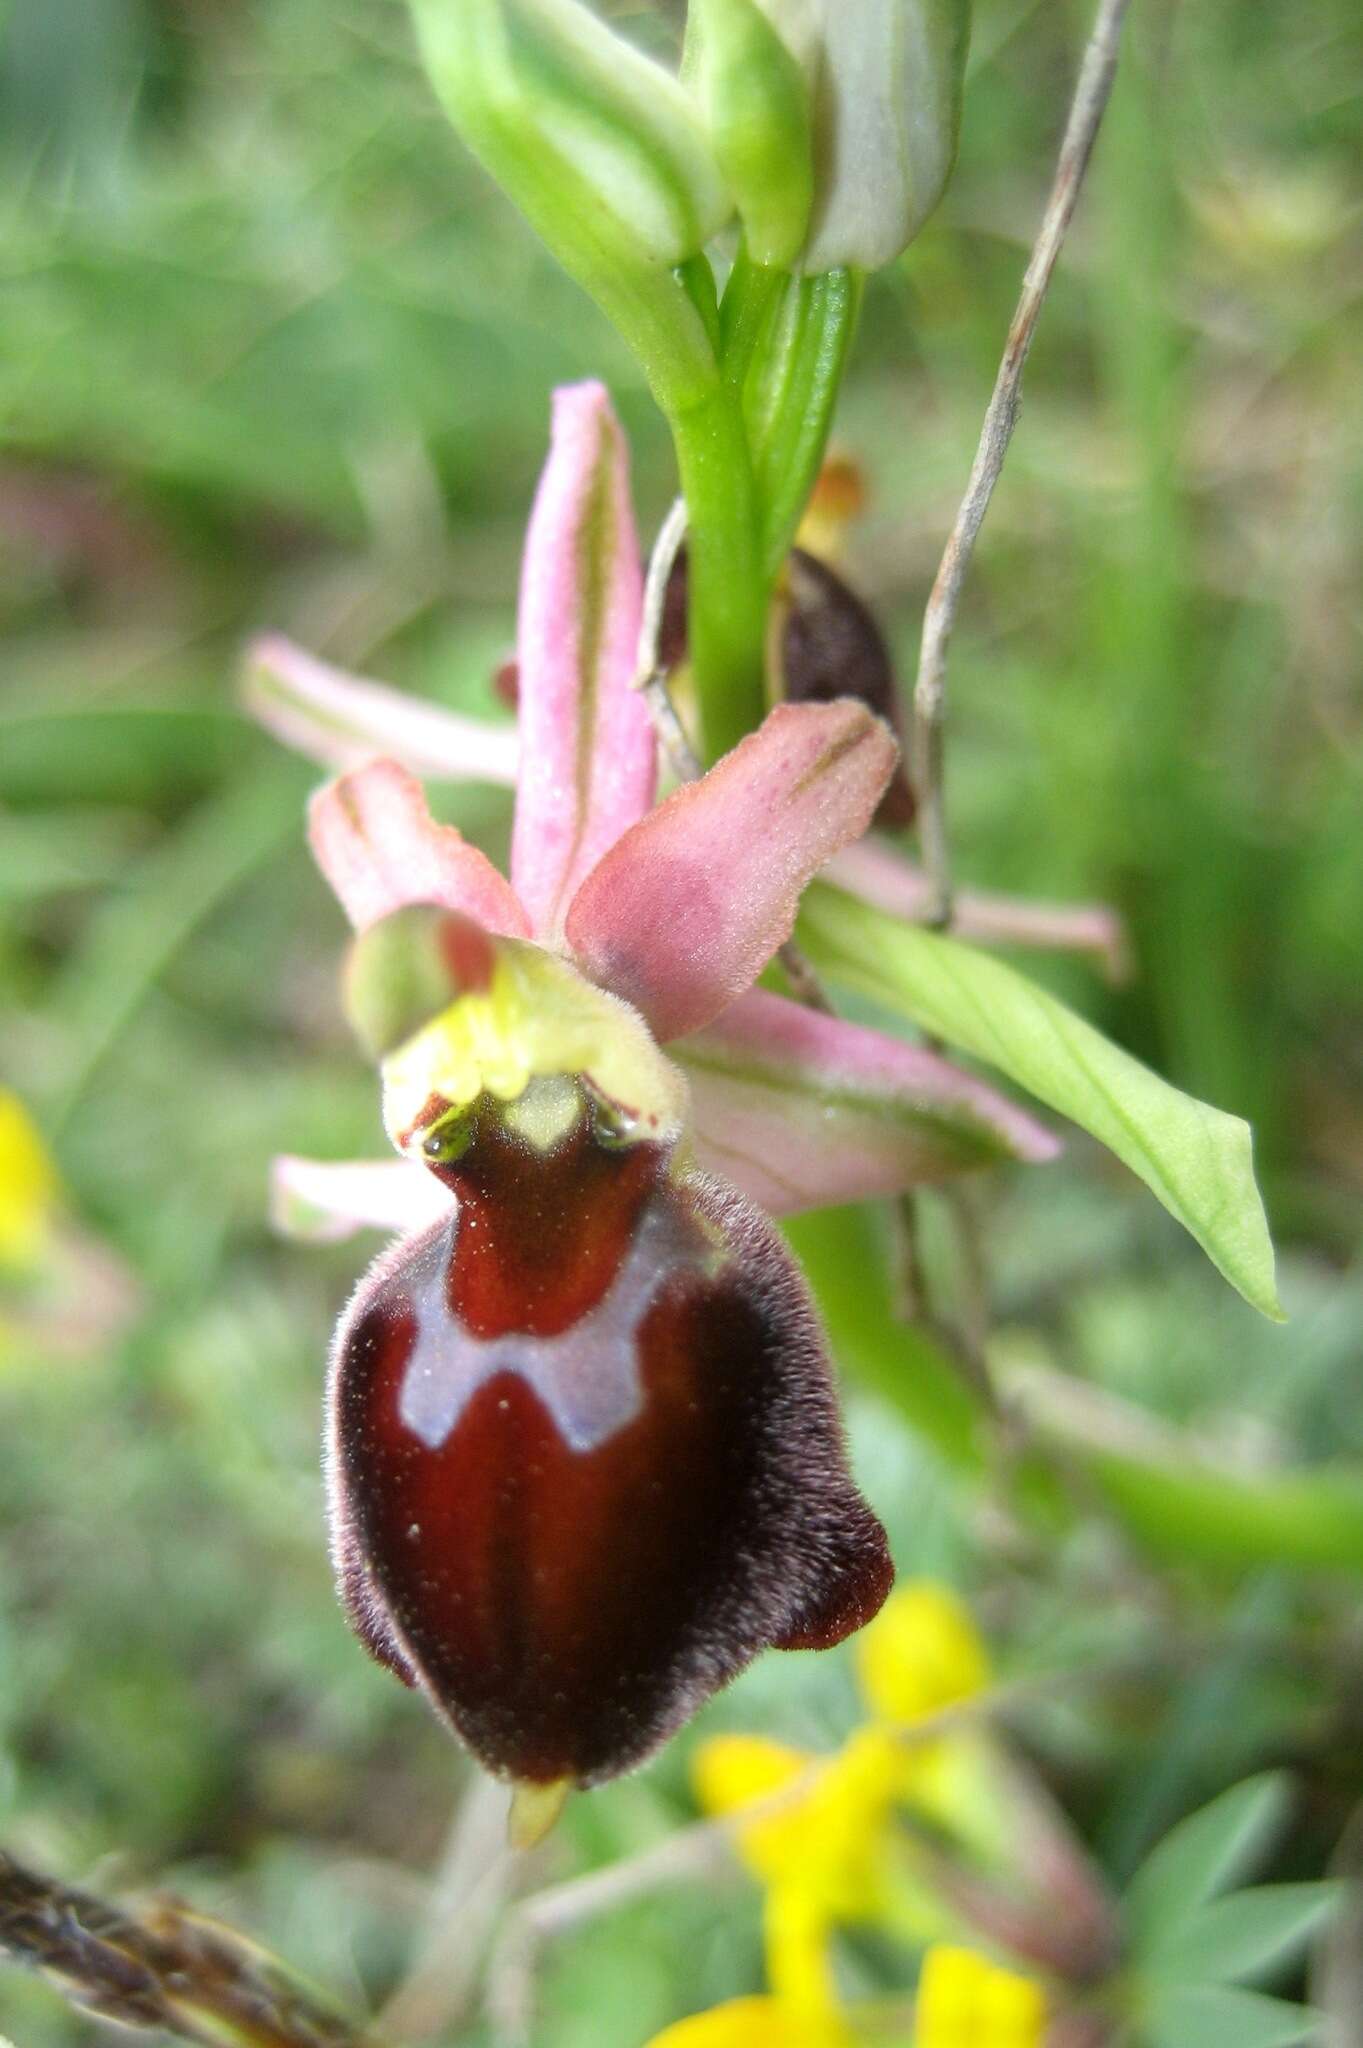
(247, 379), (1056, 1798)
(327, 1105), (892, 1787)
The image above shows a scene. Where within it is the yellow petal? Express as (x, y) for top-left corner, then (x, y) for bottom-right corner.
(856, 1582), (991, 1727)
(913, 1944), (1047, 2047)
(646, 1996), (848, 2048)
(0, 1090), (59, 1270)
(694, 1736), (819, 1884)
(763, 1885), (839, 2019)
(696, 1735), (814, 1816)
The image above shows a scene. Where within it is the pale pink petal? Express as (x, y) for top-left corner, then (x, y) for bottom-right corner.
(510, 382), (656, 940)
(309, 760), (530, 937)
(830, 839), (1130, 983)
(270, 1155), (453, 1242)
(565, 701), (896, 1041)
(676, 989), (1059, 1214)
(243, 633), (519, 785)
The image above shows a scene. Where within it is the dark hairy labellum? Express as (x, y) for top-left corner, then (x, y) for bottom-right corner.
(327, 1095), (891, 1786)
(780, 550), (916, 829)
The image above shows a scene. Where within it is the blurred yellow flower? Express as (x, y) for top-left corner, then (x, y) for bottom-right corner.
(691, 1582), (998, 2033)
(913, 1944), (1046, 2047)
(695, 1727), (905, 1916)
(0, 1089), (59, 1270)
(663, 1597), (1064, 2048)
(646, 1993), (847, 2047)
(857, 1584), (992, 1725)
(696, 1584), (993, 1888)
(643, 1943), (1047, 2048)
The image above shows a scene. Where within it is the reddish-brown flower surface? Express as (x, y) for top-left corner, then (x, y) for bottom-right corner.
(329, 1101), (892, 1785)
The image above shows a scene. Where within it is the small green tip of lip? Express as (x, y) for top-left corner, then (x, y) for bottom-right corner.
(507, 1776), (572, 1850)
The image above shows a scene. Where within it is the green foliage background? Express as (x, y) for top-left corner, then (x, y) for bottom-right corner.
(0, 1), (1360, 2041)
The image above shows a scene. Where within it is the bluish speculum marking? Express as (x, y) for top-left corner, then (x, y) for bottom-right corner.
(396, 1194), (705, 1454)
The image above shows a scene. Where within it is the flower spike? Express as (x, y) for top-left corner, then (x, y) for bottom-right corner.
(249, 380), (1097, 1810)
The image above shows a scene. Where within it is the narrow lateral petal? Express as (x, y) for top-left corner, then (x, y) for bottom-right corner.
(309, 760), (530, 937)
(565, 701), (895, 1041)
(676, 989), (1059, 1214)
(243, 633), (519, 786)
(511, 382), (656, 940)
(270, 1155), (452, 1243)
(830, 838), (1129, 982)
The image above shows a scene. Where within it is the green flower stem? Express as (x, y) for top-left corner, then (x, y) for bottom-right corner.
(662, 256), (861, 760)
(668, 377), (769, 759)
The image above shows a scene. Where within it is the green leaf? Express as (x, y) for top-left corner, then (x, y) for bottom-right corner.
(1145, 1883), (1341, 1986)
(797, 886), (1282, 1319)
(1141, 1985), (1322, 2048)
(1125, 1774), (1291, 1948)
(1010, 1369), (1363, 1573)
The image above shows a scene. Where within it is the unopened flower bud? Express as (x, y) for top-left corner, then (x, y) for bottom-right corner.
(687, 0), (814, 269)
(757, 0), (971, 272)
(407, 0), (731, 270)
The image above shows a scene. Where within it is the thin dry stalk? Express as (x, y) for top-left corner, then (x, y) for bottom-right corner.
(912, 0), (1133, 925)
(0, 1851), (378, 2048)
(632, 495), (701, 783)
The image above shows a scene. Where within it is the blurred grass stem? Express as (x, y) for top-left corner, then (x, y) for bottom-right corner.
(912, 0), (1132, 926)
(379, 1774), (514, 2042)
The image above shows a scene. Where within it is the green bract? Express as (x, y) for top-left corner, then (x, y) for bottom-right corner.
(407, 0), (731, 271)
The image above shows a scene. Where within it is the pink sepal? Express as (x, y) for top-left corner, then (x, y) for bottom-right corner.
(309, 760), (531, 937)
(270, 1156), (453, 1242)
(830, 839), (1129, 982)
(510, 383), (656, 940)
(677, 989), (1059, 1215)
(243, 634), (519, 786)
(565, 701), (897, 1042)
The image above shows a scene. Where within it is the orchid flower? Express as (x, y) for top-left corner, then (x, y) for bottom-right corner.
(248, 381), (1060, 1815)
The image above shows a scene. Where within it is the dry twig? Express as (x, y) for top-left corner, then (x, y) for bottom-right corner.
(632, 495), (700, 783)
(912, 0), (1133, 925)
(0, 1851), (377, 2048)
